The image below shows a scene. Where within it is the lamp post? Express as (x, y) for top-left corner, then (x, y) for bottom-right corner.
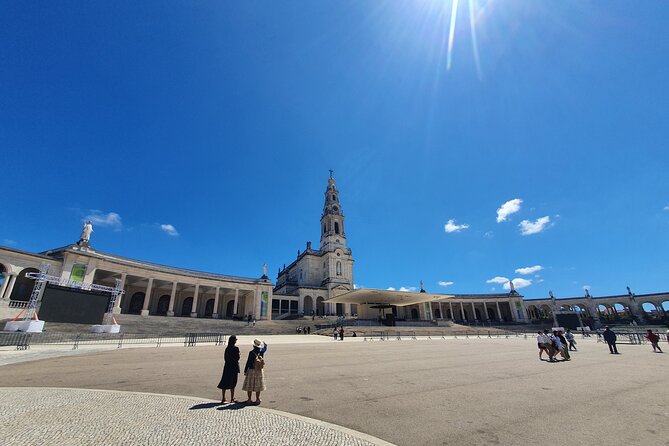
(549, 291), (558, 327)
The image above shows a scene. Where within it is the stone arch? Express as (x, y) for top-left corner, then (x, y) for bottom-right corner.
(303, 295), (313, 314)
(539, 305), (552, 319)
(336, 303), (344, 316)
(226, 300), (235, 318)
(128, 292), (145, 315)
(156, 295), (170, 316)
(334, 222), (340, 234)
(204, 298), (215, 317)
(181, 297), (193, 317)
(574, 304), (588, 316)
(560, 304), (572, 311)
(660, 300), (669, 316)
(641, 302), (661, 320)
(9, 267), (39, 301)
(526, 305), (539, 320)
(336, 261), (342, 276)
(316, 296), (325, 316)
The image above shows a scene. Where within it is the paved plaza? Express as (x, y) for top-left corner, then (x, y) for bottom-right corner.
(1, 335), (668, 445)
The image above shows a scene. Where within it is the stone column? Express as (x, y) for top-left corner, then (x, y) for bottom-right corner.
(471, 302), (477, 321)
(167, 281), (178, 317)
(449, 302), (453, 320)
(460, 302), (465, 321)
(141, 278), (154, 316)
(191, 284), (199, 317)
(212, 287), (220, 319)
(496, 302), (502, 321)
(233, 288), (239, 316)
(1, 273), (15, 299)
(483, 301), (489, 321)
(438, 302), (444, 320)
(629, 301), (646, 324)
(254, 289), (261, 320)
(113, 273), (127, 314)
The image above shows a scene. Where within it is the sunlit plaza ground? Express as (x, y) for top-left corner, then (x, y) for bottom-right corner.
(1, 335), (668, 445)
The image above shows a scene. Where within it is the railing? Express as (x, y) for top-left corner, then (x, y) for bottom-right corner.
(7, 300), (28, 309)
(594, 331), (668, 345)
(0, 332), (227, 351)
(356, 329), (529, 341)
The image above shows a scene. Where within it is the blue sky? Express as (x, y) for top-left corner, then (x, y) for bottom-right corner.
(1, 1), (668, 300)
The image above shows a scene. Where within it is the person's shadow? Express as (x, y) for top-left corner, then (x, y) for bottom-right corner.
(189, 402), (222, 410)
(217, 402), (246, 411)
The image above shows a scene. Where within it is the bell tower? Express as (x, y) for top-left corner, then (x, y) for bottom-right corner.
(320, 171), (346, 252)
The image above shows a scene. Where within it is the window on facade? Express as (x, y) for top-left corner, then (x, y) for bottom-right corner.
(336, 261), (342, 276)
(334, 222), (339, 234)
(332, 194), (336, 201)
(323, 224), (326, 234)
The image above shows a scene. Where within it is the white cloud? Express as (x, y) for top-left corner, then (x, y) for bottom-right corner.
(437, 281), (454, 287)
(399, 286), (417, 292)
(84, 210), (122, 231)
(519, 216), (551, 235)
(515, 265), (543, 275)
(386, 287), (396, 291)
(354, 284), (362, 290)
(160, 224), (179, 236)
(483, 231), (494, 239)
(496, 199), (522, 223)
(664, 206), (669, 211)
(444, 219), (469, 233)
(503, 278), (532, 290)
(486, 276), (509, 284)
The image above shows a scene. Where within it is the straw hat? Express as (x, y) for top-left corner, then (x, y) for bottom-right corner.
(253, 338), (263, 347)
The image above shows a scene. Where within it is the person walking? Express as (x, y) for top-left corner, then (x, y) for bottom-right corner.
(242, 338), (267, 405)
(602, 326), (619, 354)
(339, 326), (344, 341)
(557, 330), (571, 361)
(217, 335), (240, 404)
(645, 329), (663, 353)
(333, 328), (338, 340)
(565, 329), (577, 351)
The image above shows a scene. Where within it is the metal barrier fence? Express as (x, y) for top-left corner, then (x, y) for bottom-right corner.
(594, 331), (668, 345)
(0, 332), (227, 351)
(358, 330), (529, 341)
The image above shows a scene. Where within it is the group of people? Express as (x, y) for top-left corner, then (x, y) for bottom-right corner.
(296, 326), (310, 334)
(536, 329), (576, 362)
(216, 336), (267, 405)
(333, 326), (344, 340)
(539, 326), (667, 360)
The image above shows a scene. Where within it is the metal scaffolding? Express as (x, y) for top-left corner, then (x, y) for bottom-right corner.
(24, 263), (124, 324)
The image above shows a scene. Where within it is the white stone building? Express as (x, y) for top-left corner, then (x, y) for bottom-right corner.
(272, 174), (356, 319)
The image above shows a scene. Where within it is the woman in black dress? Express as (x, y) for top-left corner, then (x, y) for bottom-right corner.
(217, 335), (240, 403)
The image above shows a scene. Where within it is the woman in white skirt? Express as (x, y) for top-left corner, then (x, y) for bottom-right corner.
(242, 338), (267, 404)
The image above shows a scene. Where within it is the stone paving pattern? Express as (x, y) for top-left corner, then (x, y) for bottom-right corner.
(0, 388), (389, 446)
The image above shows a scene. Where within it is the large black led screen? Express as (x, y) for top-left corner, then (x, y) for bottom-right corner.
(556, 313), (581, 330)
(39, 284), (111, 324)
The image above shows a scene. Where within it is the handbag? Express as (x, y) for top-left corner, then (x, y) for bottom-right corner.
(254, 354), (265, 370)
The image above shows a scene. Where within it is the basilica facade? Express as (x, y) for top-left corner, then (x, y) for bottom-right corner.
(272, 174), (356, 319)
